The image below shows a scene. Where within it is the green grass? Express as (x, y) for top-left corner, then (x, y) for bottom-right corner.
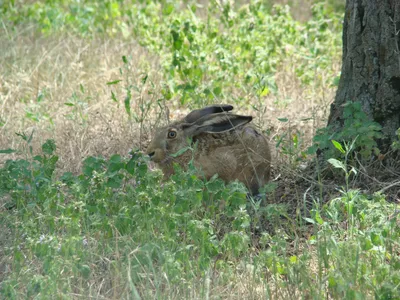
(1, 0), (399, 299)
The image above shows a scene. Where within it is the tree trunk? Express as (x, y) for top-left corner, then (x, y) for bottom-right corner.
(328, 0), (400, 153)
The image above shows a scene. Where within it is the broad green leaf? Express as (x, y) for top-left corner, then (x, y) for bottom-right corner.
(126, 158), (136, 175)
(42, 139), (56, 155)
(79, 264), (91, 279)
(162, 3), (174, 15)
(327, 158), (345, 170)
(303, 217), (316, 224)
(331, 140), (345, 153)
(259, 87), (269, 96)
(314, 210), (324, 225)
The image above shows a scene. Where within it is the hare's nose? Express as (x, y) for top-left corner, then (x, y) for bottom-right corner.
(148, 151), (155, 158)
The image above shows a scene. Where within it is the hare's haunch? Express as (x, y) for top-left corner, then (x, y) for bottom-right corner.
(147, 104), (271, 195)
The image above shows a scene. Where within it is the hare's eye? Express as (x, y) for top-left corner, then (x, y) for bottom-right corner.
(167, 130), (177, 139)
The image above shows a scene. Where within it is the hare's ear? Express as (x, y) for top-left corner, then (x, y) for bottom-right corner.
(183, 113), (252, 136)
(184, 104), (234, 123)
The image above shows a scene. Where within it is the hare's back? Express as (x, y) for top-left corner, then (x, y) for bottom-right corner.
(196, 126), (271, 193)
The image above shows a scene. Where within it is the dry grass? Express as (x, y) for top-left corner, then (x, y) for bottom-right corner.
(0, 27), (164, 173)
(0, 25), (340, 178)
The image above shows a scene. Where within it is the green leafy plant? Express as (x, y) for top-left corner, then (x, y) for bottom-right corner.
(1, 140), (259, 298)
(328, 139), (357, 191)
(1, 0), (342, 110)
(391, 128), (400, 150)
(305, 190), (400, 299)
(108, 56), (159, 148)
(0, 136), (58, 207)
(310, 101), (383, 160)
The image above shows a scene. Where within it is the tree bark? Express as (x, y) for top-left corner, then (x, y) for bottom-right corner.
(328, 0), (400, 153)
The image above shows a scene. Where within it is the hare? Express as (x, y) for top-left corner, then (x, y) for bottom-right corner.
(146, 104), (271, 195)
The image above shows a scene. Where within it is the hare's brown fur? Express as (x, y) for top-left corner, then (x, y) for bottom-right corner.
(147, 105), (271, 195)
